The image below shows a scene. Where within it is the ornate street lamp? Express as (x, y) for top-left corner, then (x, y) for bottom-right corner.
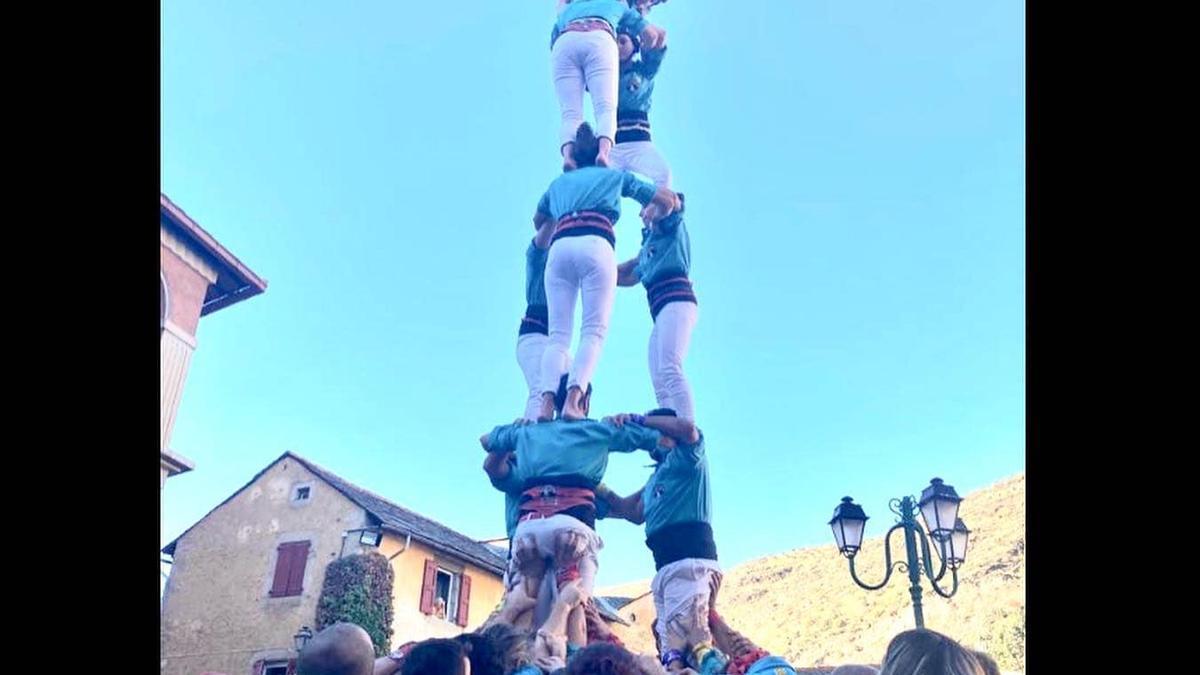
(294, 626), (314, 652)
(829, 478), (971, 629)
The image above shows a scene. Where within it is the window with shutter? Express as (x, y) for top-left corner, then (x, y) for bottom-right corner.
(419, 559), (437, 614)
(456, 574), (471, 627)
(285, 541), (310, 595)
(269, 541), (311, 598)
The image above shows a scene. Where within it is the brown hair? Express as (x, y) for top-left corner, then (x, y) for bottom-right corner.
(878, 629), (984, 675)
(570, 123), (601, 167)
(566, 643), (642, 675)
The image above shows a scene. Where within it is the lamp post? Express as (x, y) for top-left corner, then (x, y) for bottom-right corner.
(294, 626), (314, 652)
(828, 478), (972, 629)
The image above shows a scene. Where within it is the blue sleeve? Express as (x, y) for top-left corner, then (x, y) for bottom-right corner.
(486, 424), (518, 454)
(537, 191), (552, 218)
(621, 171), (659, 205)
(617, 8), (648, 37)
(607, 421), (663, 452)
(638, 45), (667, 80)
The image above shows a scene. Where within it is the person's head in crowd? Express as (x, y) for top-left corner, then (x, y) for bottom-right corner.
(831, 666), (880, 675)
(457, 623), (531, 675)
(401, 639), (471, 675)
(970, 651), (1000, 675)
(566, 643), (643, 675)
(296, 623), (376, 675)
(878, 630), (984, 675)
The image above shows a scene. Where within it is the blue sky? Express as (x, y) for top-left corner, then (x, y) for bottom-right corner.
(161, 1), (1024, 587)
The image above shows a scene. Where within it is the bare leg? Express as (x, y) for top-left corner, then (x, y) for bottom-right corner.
(567, 604), (586, 648)
(552, 530), (591, 652)
(708, 613), (769, 675)
(494, 578), (538, 626)
(584, 599), (624, 647)
(532, 580), (585, 671)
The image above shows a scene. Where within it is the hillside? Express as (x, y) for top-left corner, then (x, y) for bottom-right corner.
(599, 473), (1025, 672)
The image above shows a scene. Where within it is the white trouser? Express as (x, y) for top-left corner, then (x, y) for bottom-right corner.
(551, 30), (620, 145)
(514, 514), (603, 596)
(609, 140), (672, 188)
(651, 557), (722, 650)
(648, 301), (698, 421)
(540, 235), (617, 394)
(517, 332), (550, 420)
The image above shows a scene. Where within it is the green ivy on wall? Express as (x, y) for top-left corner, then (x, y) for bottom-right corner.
(316, 551), (395, 656)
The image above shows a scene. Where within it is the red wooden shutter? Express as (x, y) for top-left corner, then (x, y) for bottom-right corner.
(269, 545), (292, 597)
(285, 658), (297, 675)
(419, 559), (437, 614)
(251, 660), (265, 675)
(285, 541), (310, 595)
(456, 574), (471, 627)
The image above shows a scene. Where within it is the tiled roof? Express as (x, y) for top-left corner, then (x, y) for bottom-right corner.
(163, 452), (506, 576)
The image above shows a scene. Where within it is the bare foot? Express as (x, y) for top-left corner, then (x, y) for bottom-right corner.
(596, 150), (611, 167)
(537, 393), (557, 422)
(561, 387), (586, 420)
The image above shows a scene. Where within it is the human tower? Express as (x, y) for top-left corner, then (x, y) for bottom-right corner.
(477, 3), (797, 675)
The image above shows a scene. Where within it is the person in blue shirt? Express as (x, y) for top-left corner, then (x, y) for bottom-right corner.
(481, 381), (699, 663)
(549, 1), (666, 170)
(517, 219), (557, 421)
(484, 448), (620, 635)
(602, 408), (717, 669)
(533, 123), (680, 421)
(609, 21), (671, 187)
(617, 198), (698, 422)
(481, 376), (658, 652)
